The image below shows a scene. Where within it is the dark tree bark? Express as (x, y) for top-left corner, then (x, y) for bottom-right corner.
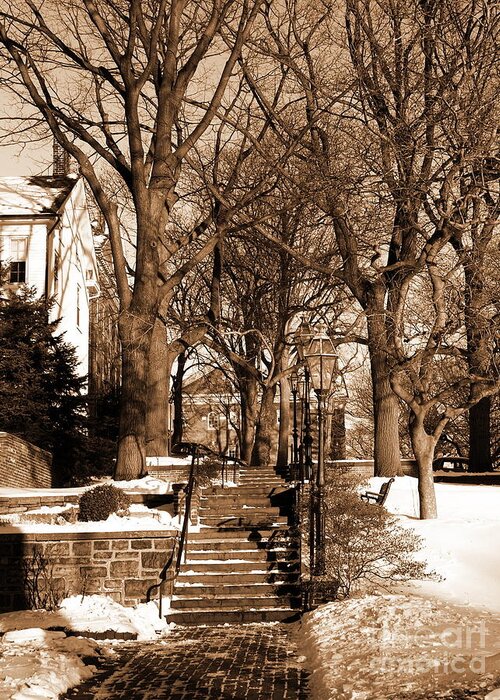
(277, 376), (291, 469)
(236, 372), (259, 464)
(145, 319), (170, 456)
(171, 351), (187, 448)
(251, 384), (277, 466)
(469, 397), (492, 472)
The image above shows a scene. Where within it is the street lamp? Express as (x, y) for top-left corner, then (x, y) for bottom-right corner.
(294, 320), (314, 483)
(303, 325), (338, 575)
(290, 369), (300, 477)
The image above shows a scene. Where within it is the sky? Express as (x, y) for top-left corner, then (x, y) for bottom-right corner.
(0, 141), (52, 177)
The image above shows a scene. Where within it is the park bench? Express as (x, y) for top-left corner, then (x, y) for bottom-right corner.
(361, 477), (395, 506)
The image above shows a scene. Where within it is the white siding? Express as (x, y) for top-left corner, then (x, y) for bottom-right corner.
(0, 221), (48, 293)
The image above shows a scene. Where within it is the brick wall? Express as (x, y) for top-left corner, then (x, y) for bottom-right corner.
(0, 433), (52, 489)
(0, 529), (178, 613)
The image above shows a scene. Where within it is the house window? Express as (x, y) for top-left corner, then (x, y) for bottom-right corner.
(9, 238), (27, 283)
(207, 412), (220, 430)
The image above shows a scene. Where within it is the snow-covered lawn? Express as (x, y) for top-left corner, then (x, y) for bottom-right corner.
(298, 476), (500, 699)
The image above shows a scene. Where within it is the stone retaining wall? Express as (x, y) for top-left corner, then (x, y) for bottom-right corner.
(329, 459), (418, 479)
(0, 492), (176, 516)
(0, 433), (52, 489)
(0, 529), (177, 613)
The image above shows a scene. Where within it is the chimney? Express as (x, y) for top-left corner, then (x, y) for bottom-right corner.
(52, 139), (70, 176)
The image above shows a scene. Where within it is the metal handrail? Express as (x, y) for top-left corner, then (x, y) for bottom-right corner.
(145, 535), (179, 617)
(147, 447), (199, 617)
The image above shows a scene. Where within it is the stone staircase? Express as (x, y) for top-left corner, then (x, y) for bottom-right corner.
(166, 466), (302, 625)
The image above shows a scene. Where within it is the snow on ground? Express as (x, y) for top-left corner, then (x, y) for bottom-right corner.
(298, 476), (500, 699)
(0, 474), (176, 500)
(0, 475), (184, 533)
(299, 594), (500, 700)
(378, 476), (500, 613)
(0, 506), (181, 534)
(0, 596), (170, 699)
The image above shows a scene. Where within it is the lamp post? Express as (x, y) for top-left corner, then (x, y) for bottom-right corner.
(303, 325), (338, 576)
(294, 320), (314, 483)
(290, 370), (300, 478)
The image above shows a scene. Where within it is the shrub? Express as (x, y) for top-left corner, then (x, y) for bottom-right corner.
(23, 546), (70, 611)
(78, 483), (130, 522)
(303, 468), (435, 602)
(197, 457), (225, 486)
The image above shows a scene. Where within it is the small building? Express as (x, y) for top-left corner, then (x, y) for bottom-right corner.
(182, 369), (241, 456)
(0, 173), (99, 378)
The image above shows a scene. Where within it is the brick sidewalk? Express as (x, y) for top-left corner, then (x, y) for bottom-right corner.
(62, 623), (310, 699)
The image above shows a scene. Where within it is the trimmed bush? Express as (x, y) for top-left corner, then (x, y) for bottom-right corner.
(78, 483), (130, 522)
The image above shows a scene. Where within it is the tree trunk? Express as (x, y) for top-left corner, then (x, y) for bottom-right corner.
(464, 257), (494, 472)
(251, 385), (277, 466)
(114, 312), (153, 480)
(365, 293), (403, 476)
(330, 404), (346, 460)
(277, 377), (290, 468)
(469, 396), (492, 472)
(145, 319), (170, 456)
(171, 351), (187, 447)
(237, 374), (259, 464)
(409, 412), (438, 519)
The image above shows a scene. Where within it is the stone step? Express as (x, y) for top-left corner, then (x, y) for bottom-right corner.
(191, 527), (294, 540)
(174, 582), (300, 597)
(199, 515), (289, 527)
(165, 608), (300, 625)
(203, 486), (289, 496)
(171, 595), (301, 610)
(201, 495), (277, 506)
(187, 538), (297, 552)
(186, 549), (298, 562)
(176, 571), (300, 585)
(199, 507), (283, 518)
(236, 482), (287, 488)
(181, 560), (299, 573)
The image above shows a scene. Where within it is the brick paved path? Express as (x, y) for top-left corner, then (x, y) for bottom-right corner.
(62, 623), (310, 699)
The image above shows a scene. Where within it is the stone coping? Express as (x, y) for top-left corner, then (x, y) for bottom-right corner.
(0, 493), (175, 507)
(0, 529), (178, 542)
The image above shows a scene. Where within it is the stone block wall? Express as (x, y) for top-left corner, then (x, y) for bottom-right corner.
(0, 433), (52, 489)
(328, 458), (418, 480)
(0, 530), (178, 613)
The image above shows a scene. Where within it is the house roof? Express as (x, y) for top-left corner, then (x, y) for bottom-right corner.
(0, 176), (78, 217)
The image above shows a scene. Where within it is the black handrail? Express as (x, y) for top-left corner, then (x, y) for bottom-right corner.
(146, 535), (179, 617)
(175, 447), (198, 576)
(147, 446), (199, 617)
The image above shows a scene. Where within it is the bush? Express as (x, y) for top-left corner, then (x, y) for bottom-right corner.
(78, 483), (130, 522)
(303, 468), (435, 602)
(23, 546), (70, 611)
(197, 457), (224, 486)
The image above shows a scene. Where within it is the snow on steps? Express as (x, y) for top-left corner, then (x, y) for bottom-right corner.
(166, 466), (301, 625)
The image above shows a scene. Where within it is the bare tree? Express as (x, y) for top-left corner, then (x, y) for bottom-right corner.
(0, 0), (263, 478)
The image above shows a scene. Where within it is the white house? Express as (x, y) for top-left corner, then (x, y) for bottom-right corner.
(0, 174), (99, 377)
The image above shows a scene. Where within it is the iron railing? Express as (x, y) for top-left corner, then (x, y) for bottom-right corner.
(146, 444), (242, 615)
(146, 447), (199, 615)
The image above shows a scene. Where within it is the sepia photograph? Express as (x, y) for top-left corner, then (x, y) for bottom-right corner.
(0, 1), (498, 698)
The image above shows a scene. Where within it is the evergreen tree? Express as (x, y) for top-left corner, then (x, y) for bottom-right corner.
(0, 286), (87, 483)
